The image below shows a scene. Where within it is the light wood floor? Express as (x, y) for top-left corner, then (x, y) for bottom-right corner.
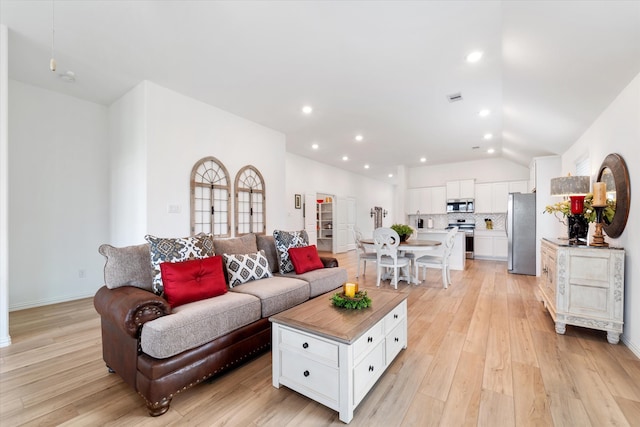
(2, 253), (640, 426)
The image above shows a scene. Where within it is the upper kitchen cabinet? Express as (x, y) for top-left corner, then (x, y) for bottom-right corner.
(474, 180), (528, 213)
(406, 186), (446, 214)
(446, 179), (475, 200)
(509, 180), (529, 194)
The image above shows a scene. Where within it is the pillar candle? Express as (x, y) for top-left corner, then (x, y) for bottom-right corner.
(343, 282), (357, 298)
(593, 182), (606, 206)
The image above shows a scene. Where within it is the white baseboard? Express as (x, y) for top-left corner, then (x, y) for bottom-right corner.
(621, 335), (640, 359)
(0, 334), (11, 347)
(9, 292), (95, 312)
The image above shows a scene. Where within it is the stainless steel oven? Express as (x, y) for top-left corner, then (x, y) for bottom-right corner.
(447, 219), (475, 259)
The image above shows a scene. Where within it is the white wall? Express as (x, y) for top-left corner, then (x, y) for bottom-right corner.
(285, 153), (395, 238)
(561, 71), (640, 356)
(108, 81), (148, 245)
(109, 81), (287, 242)
(0, 24), (10, 346)
(408, 157), (530, 188)
(8, 80), (110, 310)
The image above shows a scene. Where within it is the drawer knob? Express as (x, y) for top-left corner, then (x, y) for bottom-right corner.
(302, 342), (309, 349)
(367, 336), (373, 343)
(369, 365), (374, 372)
(394, 337), (399, 342)
(394, 314), (398, 319)
(303, 370), (310, 377)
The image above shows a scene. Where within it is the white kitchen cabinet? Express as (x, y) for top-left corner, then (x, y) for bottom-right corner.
(474, 230), (508, 260)
(492, 182), (509, 213)
(474, 183), (492, 213)
(538, 239), (625, 344)
(509, 180), (529, 194)
(406, 186), (446, 214)
(446, 179), (475, 200)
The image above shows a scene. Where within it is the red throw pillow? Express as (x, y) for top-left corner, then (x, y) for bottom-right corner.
(288, 245), (324, 274)
(160, 256), (227, 308)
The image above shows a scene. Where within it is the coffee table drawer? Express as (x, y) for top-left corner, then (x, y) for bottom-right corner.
(384, 299), (406, 333)
(385, 318), (407, 363)
(353, 341), (385, 405)
(353, 320), (384, 362)
(280, 327), (339, 366)
(280, 350), (339, 402)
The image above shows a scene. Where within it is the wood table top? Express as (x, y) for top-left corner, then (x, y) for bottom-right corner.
(360, 238), (441, 248)
(269, 288), (408, 344)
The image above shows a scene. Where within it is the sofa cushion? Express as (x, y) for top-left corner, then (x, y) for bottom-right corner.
(281, 266), (348, 298)
(213, 233), (258, 256)
(273, 230), (309, 274)
(146, 234), (215, 294)
(160, 256), (228, 308)
(140, 292), (261, 359)
(98, 243), (153, 291)
(288, 245), (324, 274)
(230, 276), (309, 317)
(223, 251), (272, 287)
(256, 235), (279, 273)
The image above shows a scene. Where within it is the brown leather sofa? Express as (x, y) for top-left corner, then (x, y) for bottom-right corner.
(93, 233), (345, 416)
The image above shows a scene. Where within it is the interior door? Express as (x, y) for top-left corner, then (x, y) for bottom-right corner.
(304, 192), (317, 246)
(347, 197), (356, 251)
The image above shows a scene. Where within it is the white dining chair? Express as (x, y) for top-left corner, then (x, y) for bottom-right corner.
(415, 226), (458, 289)
(372, 227), (411, 289)
(352, 227), (377, 277)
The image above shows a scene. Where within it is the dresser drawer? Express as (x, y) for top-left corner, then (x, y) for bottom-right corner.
(280, 327), (339, 366)
(280, 349), (339, 402)
(353, 341), (385, 405)
(384, 300), (406, 333)
(353, 321), (384, 362)
(385, 318), (407, 364)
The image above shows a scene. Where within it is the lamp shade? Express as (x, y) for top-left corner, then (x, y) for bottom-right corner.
(550, 175), (590, 196)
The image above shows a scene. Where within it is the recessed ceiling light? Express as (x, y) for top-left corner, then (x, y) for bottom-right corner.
(388, 173), (394, 178)
(364, 164), (370, 169)
(487, 148), (495, 154)
(483, 133), (493, 140)
(466, 51), (483, 63)
(342, 156), (349, 161)
(355, 134), (364, 142)
(311, 143), (319, 150)
(302, 105), (313, 114)
(420, 157), (427, 163)
(479, 109), (491, 117)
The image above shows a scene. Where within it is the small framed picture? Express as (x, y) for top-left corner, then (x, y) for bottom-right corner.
(294, 194), (302, 209)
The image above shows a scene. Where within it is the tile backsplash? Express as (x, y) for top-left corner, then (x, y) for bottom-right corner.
(407, 213), (507, 230)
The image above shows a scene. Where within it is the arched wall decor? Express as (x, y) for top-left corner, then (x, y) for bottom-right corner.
(234, 165), (266, 236)
(190, 156), (231, 237)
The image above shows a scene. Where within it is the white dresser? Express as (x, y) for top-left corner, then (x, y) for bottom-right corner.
(270, 289), (407, 423)
(539, 238), (625, 344)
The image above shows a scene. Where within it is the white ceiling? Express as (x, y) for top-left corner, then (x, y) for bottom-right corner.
(2, 1), (639, 179)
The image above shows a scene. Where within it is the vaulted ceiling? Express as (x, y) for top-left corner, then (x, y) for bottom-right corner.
(2, 1), (639, 179)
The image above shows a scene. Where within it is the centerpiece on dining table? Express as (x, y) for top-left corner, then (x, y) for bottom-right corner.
(390, 224), (413, 242)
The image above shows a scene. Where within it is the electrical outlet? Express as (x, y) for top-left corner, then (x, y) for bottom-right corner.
(167, 204), (181, 214)
(78, 269), (86, 279)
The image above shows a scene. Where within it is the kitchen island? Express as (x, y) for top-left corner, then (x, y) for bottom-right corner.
(415, 229), (466, 270)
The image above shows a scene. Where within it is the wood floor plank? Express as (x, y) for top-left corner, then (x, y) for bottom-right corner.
(1, 254), (639, 426)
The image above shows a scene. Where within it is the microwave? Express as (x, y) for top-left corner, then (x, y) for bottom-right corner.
(447, 199), (474, 213)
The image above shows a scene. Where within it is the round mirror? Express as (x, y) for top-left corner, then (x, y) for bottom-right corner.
(597, 153), (630, 238)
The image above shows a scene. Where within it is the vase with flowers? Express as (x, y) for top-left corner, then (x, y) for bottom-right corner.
(544, 193), (615, 242)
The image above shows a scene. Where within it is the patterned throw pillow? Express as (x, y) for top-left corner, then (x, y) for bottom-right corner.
(273, 230), (309, 273)
(223, 250), (273, 287)
(145, 233), (215, 294)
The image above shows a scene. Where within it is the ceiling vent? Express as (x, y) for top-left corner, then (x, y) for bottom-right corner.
(447, 92), (463, 103)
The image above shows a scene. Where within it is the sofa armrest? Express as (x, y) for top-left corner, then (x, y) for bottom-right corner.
(320, 256), (339, 268)
(94, 285), (171, 338)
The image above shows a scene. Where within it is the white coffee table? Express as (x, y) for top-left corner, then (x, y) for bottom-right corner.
(270, 288), (408, 423)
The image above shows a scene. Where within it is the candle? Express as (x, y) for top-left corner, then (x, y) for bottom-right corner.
(593, 182), (606, 206)
(343, 282), (358, 298)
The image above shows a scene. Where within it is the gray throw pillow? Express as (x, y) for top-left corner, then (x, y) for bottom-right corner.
(99, 243), (154, 292)
(273, 230), (309, 274)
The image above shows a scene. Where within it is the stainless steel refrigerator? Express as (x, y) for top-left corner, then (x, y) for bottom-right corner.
(507, 192), (536, 275)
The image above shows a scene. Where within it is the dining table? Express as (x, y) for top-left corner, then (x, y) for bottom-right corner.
(360, 238), (441, 285)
